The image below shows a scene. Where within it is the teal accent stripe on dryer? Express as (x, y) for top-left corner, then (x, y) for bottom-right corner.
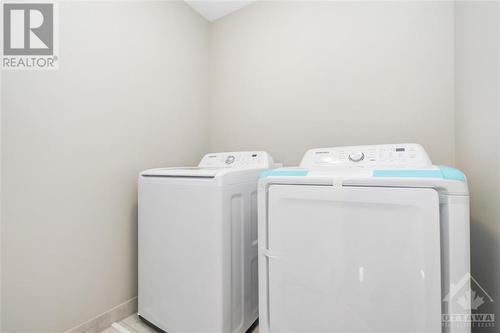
(260, 169), (309, 178)
(438, 166), (466, 181)
(373, 166), (465, 181)
(373, 170), (443, 178)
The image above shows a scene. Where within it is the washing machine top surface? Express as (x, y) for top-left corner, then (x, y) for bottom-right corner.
(141, 151), (274, 179)
(261, 144), (468, 195)
(141, 166), (226, 178)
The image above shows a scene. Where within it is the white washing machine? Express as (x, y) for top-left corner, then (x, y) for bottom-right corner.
(139, 151), (274, 333)
(258, 144), (470, 333)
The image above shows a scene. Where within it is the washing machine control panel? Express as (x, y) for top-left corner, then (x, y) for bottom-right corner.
(300, 144), (432, 169)
(199, 151), (273, 168)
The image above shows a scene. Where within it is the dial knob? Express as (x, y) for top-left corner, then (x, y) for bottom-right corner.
(225, 155), (235, 164)
(349, 152), (365, 162)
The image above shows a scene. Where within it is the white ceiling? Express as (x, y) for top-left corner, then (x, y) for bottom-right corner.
(185, 1), (255, 22)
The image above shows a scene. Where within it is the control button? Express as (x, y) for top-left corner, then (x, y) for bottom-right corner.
(318, 155), (333, 164)
(349, 152), (365, 162)
(367, 150), (376, 161)
(225, 155), (235, 164)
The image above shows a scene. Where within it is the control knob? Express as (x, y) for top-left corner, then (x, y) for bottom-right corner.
(349, 152), (365, 162)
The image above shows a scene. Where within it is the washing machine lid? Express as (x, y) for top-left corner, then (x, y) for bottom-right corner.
(141, 167), (225, 178)
(260, 144), (468, 195)
(141, 151), (274, 179)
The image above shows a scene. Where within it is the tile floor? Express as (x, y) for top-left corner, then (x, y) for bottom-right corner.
(101, 314), (259, 333)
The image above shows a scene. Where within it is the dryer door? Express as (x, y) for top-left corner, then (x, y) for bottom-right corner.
(266, 185), (441, 333)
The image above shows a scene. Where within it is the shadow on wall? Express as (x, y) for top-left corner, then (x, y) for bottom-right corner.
(470, 219), (499, 333)
(132, 203), (139, 295)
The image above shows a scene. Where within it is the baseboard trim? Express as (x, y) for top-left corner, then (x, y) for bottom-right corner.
(63, 297), (137, 333)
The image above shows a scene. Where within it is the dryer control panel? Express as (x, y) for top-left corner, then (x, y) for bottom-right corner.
(300, 144), (432, 170)
(199, 151), (273, 169)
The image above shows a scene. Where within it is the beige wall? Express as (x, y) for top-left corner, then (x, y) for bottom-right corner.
(455, 2), (500, 331)
(209, 1), (456, 166)
(1, 1), (209, 331)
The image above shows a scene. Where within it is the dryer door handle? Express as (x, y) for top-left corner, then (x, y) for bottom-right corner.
(261, 248), (279, 259)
